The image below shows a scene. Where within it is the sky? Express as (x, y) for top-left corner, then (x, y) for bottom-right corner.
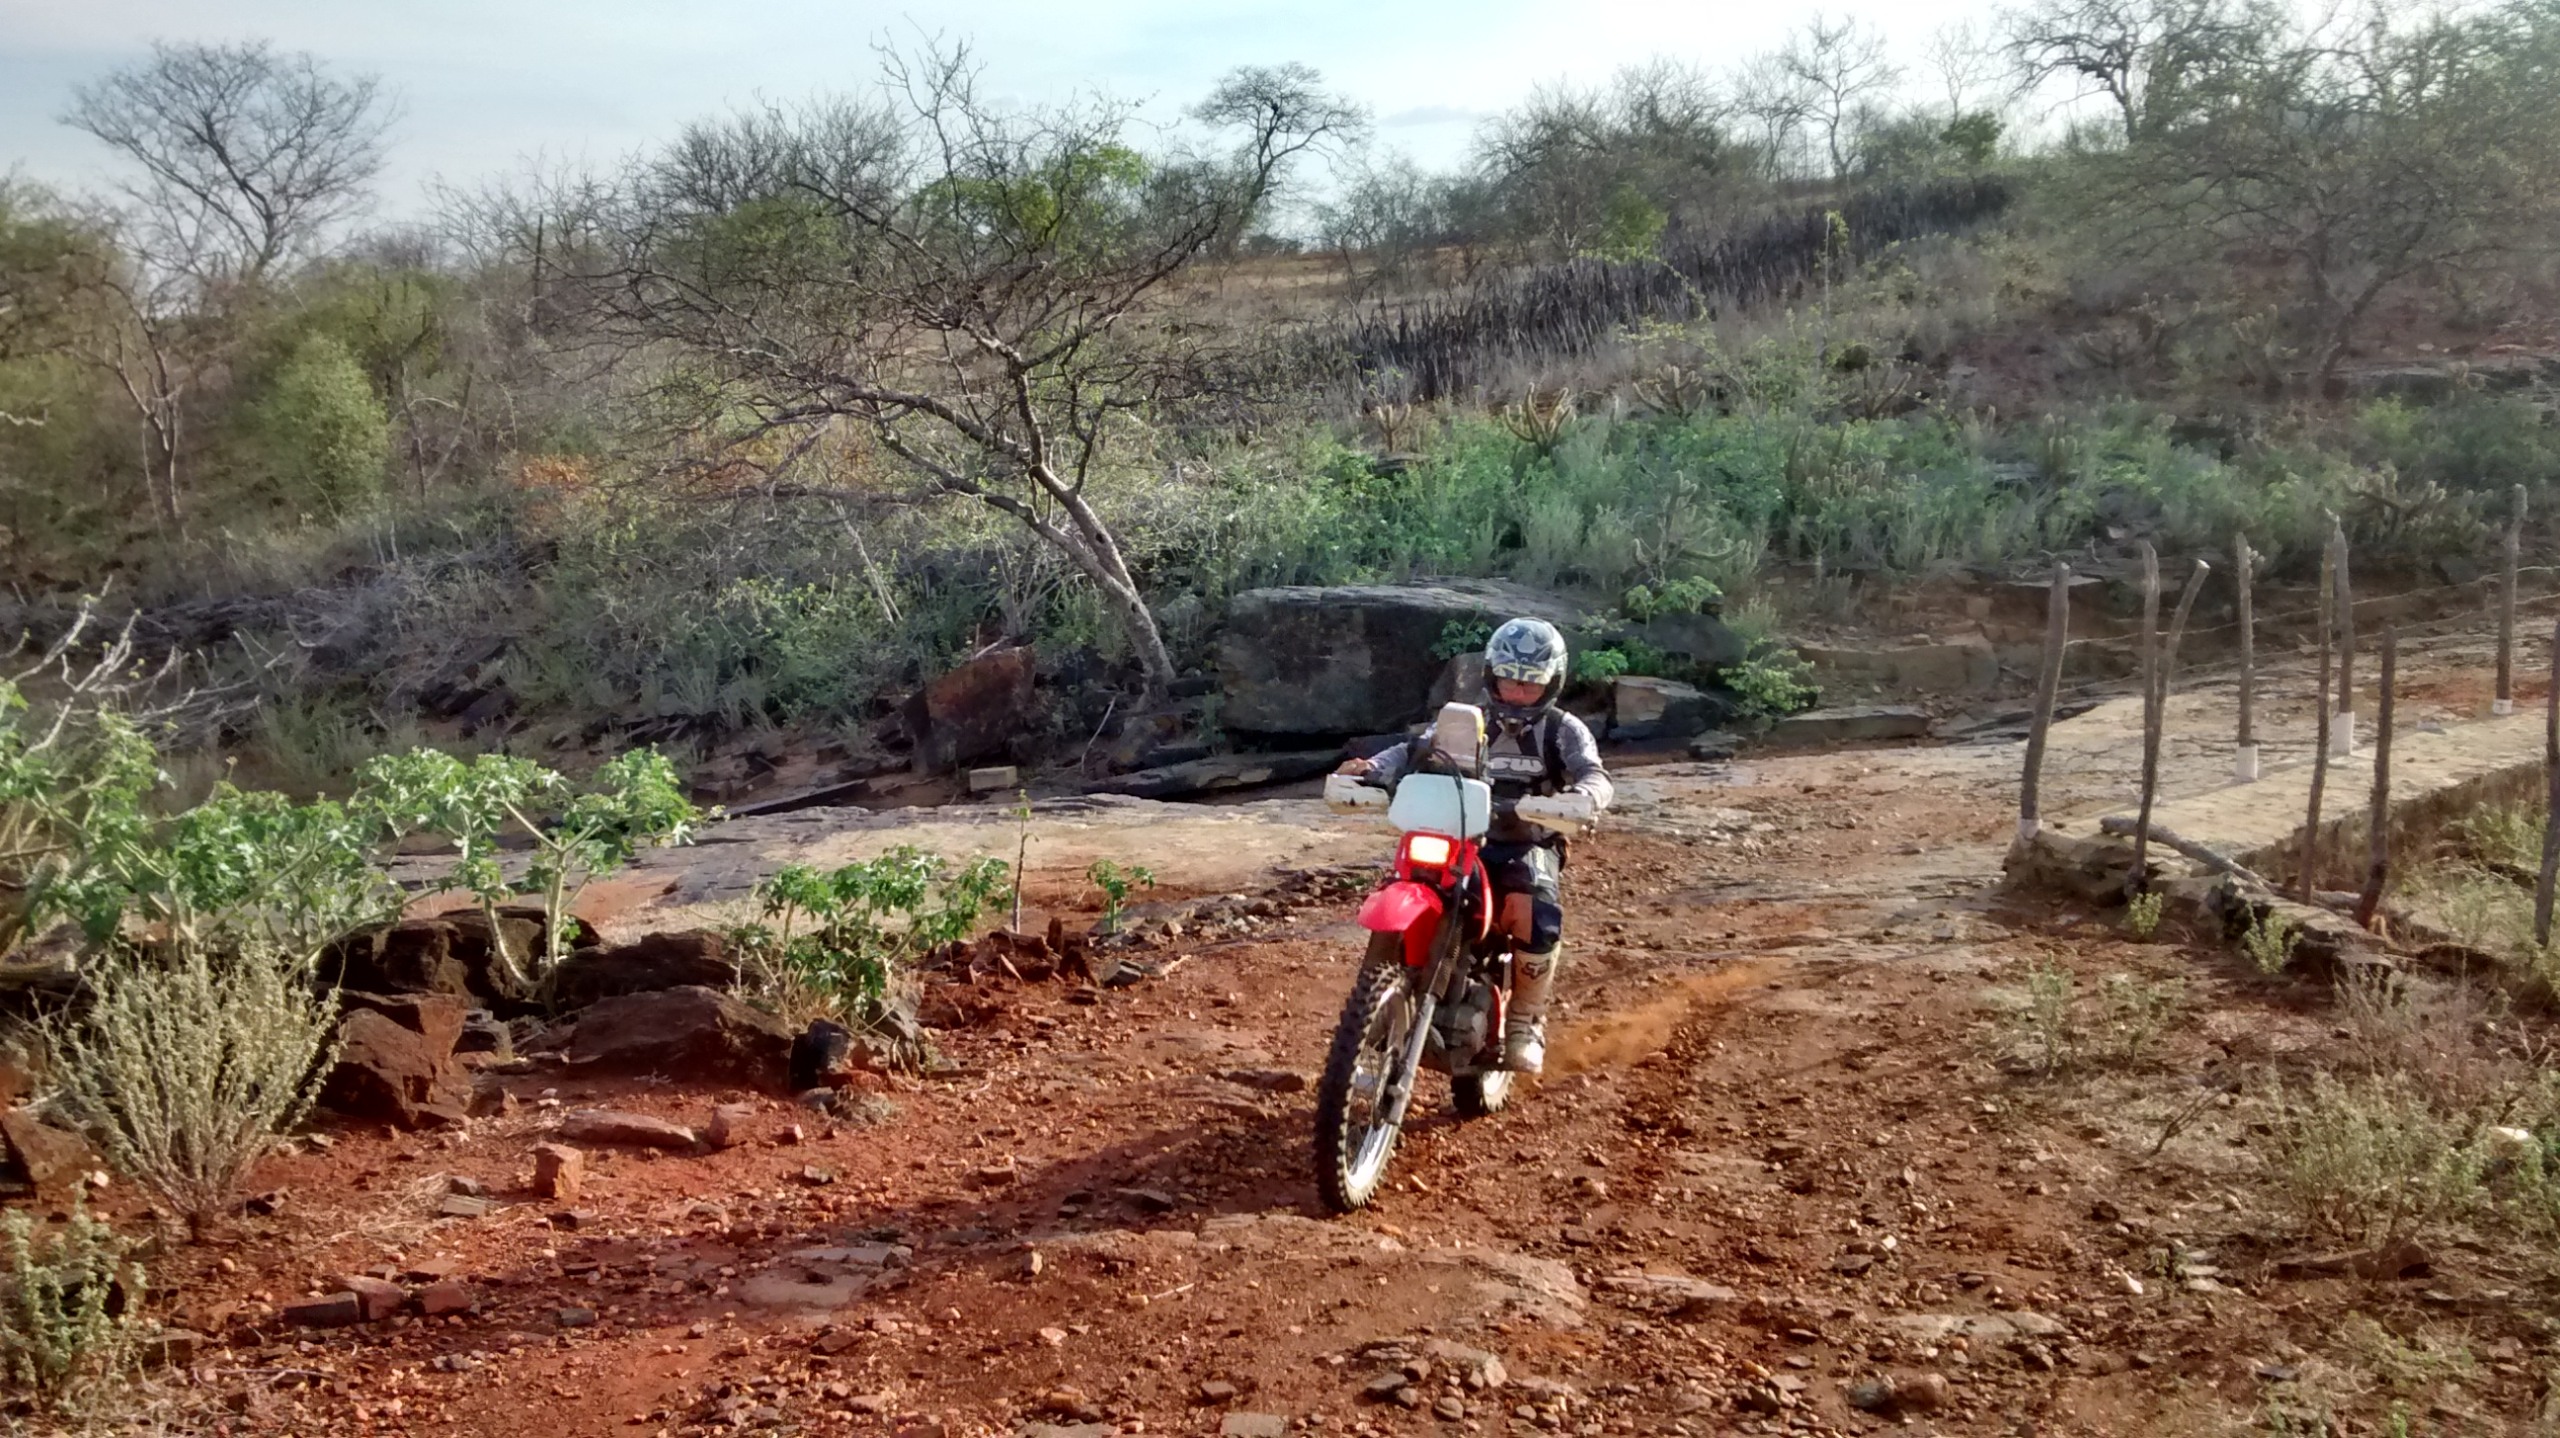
(0, 0), (2012, 219)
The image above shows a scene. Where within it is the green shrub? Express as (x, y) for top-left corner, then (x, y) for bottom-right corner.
(1433, 617), (1496, 661)
(2009, 956), (2078, 1076)
(1576, 645), (1633, 685)
(733, 847), (1008, 1025)
(1087, 858), (1156, 936)
(2124, 890), (2165, 940)
(359, 747), (700, 995)
(1620, 576), (1722, 622)
(0, 1199), (145, 1418)
(2099, 971), (2181, 1064)
(242, 333), (389, 512)
(1724, 640), (1818, 720)
(0, 681), (159, 958)
(2242, 907), (2301, 975)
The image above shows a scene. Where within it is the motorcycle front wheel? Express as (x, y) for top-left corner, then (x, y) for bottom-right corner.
(1314, 931), (1419, 1213)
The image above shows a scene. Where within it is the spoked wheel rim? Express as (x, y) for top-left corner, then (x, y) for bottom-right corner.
(1339, 980), (1416, 1200)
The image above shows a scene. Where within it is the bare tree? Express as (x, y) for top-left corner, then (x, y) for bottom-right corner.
(1191, 62), (1370, 251)
(1731, 54), (1817, 178)
(2083, 0), (2560, 385)
(1475, 62), (1744, 254)
(582, 47), (1360, 693)
(0, 187), (194, 529)
(62, 39), (395, 287)
(2001, 0), (2267, 143)
(1776, 15), (1904, 182)
(1928, 20), (2006, 121)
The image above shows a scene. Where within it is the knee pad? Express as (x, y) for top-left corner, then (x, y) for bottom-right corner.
(1530, 898), (1563, 952)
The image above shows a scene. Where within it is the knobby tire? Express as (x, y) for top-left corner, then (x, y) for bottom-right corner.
(1314, 931), (1415, 1213)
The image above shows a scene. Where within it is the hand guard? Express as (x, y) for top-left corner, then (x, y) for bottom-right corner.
(1512, 792), (1597, 837)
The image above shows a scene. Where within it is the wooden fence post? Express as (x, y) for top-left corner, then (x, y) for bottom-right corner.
(2301, 542), (2337, 904)
(2017, 562), (2071, 844)
(2128, 544), (2163, 896)
(2355, 628), (2396, 930)
(2234, 533), (2258, 781)
(2130, 558), (2211, 896)
(2332, 519), (2356, 756)
(2536, 615), (2560, 946)
(2499, 485), (2525, 716)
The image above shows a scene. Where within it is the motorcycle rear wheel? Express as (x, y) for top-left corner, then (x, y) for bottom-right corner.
(1314, 932), (1417, 1213)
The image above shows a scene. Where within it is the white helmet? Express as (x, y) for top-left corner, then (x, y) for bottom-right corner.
(1483, 617), (1568, 715)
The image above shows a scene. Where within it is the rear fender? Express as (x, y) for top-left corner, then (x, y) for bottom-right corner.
(1357, 881), (1445, 967)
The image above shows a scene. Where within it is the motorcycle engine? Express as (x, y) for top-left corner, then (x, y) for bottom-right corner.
(1426, 976), (1497, 1074)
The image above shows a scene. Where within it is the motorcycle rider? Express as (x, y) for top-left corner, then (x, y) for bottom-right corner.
(1335, 617), (1611, 1075)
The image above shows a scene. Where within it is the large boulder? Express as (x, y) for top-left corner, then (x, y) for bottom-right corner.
(323, 906), (597, 1011)
(902, 646), (1037, 773)
(1609, 676), (1727, 740)
(1218, 581), (1591, 737)
(0, 1106), (99, 1199)
(1083, 750), (1342, 800)
(1631, 610), (1748, 671)
(321, 998), (472, 1130)
(321, 919), (475, 1000)
(566, 986), (795, 1087)
(550, 932), (738, 1012)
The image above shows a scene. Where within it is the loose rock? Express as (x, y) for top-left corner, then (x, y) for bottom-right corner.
(320, 1005), (471, 1130)
(565, 987), (795, 1087)
(556, 1109), (697, 1150)
(284, 1293), (365, 1328)
(532, 1142), (584, 1200)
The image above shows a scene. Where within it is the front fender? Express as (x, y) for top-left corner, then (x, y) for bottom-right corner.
(1357, 881), (1444, 967)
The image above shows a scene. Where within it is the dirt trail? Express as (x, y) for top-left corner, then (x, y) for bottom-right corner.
(131, 628), (2560, 1436)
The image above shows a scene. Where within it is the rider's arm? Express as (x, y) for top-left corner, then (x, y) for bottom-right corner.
(1361, 739), (1412, 787)
(1551, 712), (1614, 811)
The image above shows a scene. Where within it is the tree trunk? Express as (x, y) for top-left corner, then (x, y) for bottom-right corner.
(2355, 628), (2395, 930)
(2017, 562), (2071, 843)
(2128, 543), (2162, 898)
(2234, 533), (2257, 780)
(2499, 486), (2524, 715)
(1055, 487), (1177, 695)
(2302, 542), (2337, 904)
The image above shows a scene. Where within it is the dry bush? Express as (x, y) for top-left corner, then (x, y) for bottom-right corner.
(2332, 965), (2523, 1108)
(2260, 1070), (2494, 1243)
(45, 943), (340, 1238)
(0, 1200), (146, 1423)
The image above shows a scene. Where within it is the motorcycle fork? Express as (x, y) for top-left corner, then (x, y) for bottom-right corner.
(1379, 891), (1470, 1129)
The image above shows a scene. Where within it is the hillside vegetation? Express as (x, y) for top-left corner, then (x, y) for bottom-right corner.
(1, 3), (2558, 789)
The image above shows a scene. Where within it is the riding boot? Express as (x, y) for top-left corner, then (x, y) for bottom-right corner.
(1506, 945), (1560, 1074)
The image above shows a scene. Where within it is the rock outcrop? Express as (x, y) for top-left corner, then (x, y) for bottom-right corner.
(1218, 581), (1590, 736)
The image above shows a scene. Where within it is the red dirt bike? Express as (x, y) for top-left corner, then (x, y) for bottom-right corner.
(1312, 703), (1596, 1213)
